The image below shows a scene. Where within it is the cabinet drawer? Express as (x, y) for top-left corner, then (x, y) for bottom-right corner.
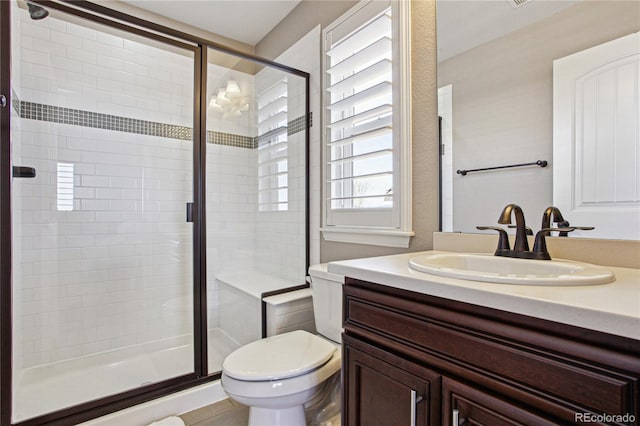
(344, 287), (636, 416)
(443, 377), (557, 426)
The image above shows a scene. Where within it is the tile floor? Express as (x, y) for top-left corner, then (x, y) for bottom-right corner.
(180, 399), (249, 426)
(179, 398), (341, 426)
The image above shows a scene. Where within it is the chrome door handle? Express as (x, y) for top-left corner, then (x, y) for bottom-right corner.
(452, 408), (466, 425)
(410, 390), (423, 426)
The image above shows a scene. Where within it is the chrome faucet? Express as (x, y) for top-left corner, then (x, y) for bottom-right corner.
(498, 204), (529, 252)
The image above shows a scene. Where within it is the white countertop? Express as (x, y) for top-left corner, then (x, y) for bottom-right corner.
(328, 251), (640, 340)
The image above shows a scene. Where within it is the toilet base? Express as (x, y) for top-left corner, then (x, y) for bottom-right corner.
(248, 405), (306, 426)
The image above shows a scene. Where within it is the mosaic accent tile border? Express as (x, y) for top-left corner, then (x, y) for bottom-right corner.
(12, 89), (21, 116)
(257, 127), (287, 148)
(18, 100), (308, 150)
(288, 114), (309, 136)
(257, 113), (311, 148)
(20, 101), (194, 141)
(207, 131), (255, 149)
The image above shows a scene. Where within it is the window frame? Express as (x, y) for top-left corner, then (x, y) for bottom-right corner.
(320, 0), (413, 247)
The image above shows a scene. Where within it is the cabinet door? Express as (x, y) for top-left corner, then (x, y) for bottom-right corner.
(343, 340), (440, 426)
(443, 377), (558, 426)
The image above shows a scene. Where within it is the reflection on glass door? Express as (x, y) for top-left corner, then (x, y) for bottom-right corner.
(205, 48), (308, 374)
(10, 2), (195, 421)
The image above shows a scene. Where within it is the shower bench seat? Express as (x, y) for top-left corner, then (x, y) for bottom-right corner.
(215, 271), (315, 347)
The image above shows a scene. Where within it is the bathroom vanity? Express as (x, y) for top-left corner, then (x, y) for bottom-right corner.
(329, 252), (640, 426)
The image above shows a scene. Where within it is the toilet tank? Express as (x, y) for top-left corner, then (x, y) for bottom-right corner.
(308, 264), (344, 343)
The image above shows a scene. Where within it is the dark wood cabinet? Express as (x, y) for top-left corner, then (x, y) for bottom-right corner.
(343, 335), (440, 426)
(342, 277), (640, 426)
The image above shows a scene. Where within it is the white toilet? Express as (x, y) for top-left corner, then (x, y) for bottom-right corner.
(221, 264), (344, 426)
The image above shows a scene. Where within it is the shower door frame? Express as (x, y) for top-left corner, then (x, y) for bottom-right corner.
(0, 1), (311, 425)
(1, 1), (14, 425)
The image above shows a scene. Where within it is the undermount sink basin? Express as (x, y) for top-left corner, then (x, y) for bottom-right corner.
(408, 252), (615, 286)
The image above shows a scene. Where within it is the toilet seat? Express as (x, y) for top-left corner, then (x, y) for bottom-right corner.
(222, 330), (336, 381)
(221, 350), (341, 400)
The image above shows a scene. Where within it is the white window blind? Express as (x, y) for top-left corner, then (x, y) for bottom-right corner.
(257, 76), (288, 212)
(322, 0), (413, 246)
(56, 162), (74, 211)
(327, 6), (393, 214)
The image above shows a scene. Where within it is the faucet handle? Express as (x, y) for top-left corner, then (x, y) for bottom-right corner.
(557, 221), (594, 237)
(532, 227), (578, 260)
(476, 226), (511, 253)
(539, 227), (577, 234)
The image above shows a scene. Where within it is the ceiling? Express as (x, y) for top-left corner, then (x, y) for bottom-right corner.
(436, 0), (581, 62)
(119, 0), (580, 57)
(121, 0), (302, 45)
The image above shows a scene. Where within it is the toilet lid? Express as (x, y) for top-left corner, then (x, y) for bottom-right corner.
(222, 330), (337, 381)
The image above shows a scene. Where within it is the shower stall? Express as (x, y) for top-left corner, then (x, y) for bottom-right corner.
(0, 1), (309, 424)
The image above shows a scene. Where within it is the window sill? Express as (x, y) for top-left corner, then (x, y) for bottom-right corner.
(321, 227), (414, 248)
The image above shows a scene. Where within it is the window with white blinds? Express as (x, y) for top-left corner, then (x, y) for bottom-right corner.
(56, 162), (74, 211)
(257, 76), (288, 212)
(322, 0), (413, 247)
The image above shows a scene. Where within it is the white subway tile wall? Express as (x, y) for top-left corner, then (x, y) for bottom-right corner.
(14, 12), (195, 369)
(12, 8), (308, 373)
(253, 65), (307, 284)
(15, 122), (195, 368)
(11, 4), (26, 373)
(271, 27), (321, 267)
(205, 143), (258, 334)
(265, 291), (316, 337)
(205, 49), (308, 340)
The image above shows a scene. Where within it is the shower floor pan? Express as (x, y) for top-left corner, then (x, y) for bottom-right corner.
(12, 328), (238, 423)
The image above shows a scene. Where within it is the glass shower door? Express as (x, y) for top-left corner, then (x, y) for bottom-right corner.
(9, 2), (196, 421)
(205, 47), (308, 374)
